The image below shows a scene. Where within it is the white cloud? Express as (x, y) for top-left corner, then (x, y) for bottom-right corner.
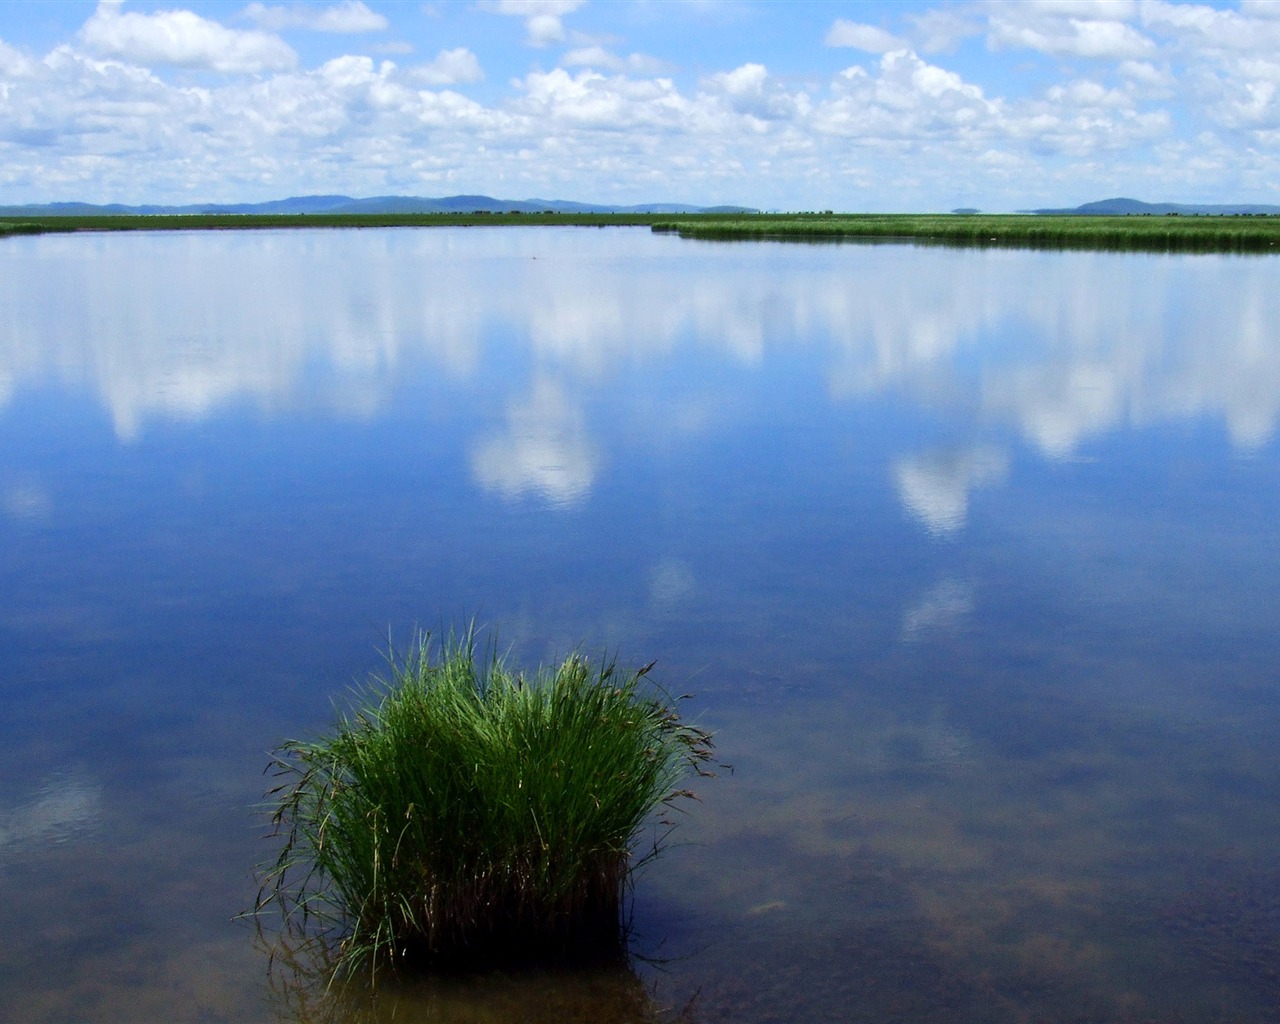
(242, 1), (388, 34)
(908, 8), (984, 54)
(561, 46), (668, 75)
(1140, 0), (1280, 53)
(7, 0), (1280, 212)
(1239, 0), (1280, 17)
(1046, 78), (1131, 108)
(825, 20), (903, 54)
(483, 0), (586, 48)
(78, 0), (296, 73)
(517, 67), (690, 130)
(988, 1), (1156, 59)
(0, 37), (35, 77)
(410, 47), (484, 86)
(814, 51), (996, 143)
(704, 62), (809, 122)
(1117, 59), (1174, 90)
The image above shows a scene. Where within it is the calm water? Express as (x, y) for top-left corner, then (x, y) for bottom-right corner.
(1, 227), (1278, 1023)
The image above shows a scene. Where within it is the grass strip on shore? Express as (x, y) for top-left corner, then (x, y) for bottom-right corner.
(650, 213), (1280, 253)
(7, 211), (1280, 253)
(255, 630), (716, 981)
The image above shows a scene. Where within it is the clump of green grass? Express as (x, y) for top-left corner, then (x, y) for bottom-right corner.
(255, 630), (716, 980)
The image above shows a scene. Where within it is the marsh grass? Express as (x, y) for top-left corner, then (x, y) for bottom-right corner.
(651, 213), (1280, 253)
(255, 630), (716, 981)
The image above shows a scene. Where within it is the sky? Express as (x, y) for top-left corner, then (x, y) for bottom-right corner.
(2, 0), (1279, 211)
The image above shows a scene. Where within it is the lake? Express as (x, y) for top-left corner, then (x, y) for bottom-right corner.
(1, 226), (1278, 1023)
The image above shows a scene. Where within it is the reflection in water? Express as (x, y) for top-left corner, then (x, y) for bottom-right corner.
(3, 232), (1279, 515)
(259, 925), (690, 1024)
(648, 559), (696, 609)
(1, 479), (53, 522)
(893, 446), (1009, 535)
(0, 771), (102, 856)
(900, 578), (974, 643)
(1, 229), (1279, 1023)
(470, 376), (601, 507)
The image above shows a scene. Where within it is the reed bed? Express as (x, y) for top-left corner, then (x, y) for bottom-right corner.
(651, 213), (1280, 253)
(255, 631), (716, 980)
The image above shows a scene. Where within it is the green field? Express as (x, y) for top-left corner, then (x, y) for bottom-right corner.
(4, 210), (1280, 253)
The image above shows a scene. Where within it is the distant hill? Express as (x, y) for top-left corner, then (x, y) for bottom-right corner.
(1031, 197), (1280, 216)
(0, 194), (758, 217)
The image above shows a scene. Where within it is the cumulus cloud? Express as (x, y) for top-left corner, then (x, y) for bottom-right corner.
(242, 1), (388, 34)
(8, 0), (1280, 212)
(0, 37), (35, 77)
(78, 0), (296, 73)
(1140, 0), (1280, 53)
(410, 47), (484, 86)
(517, 67), (689, 130)
(704, 63), (808, 122)
(814, 50), (996, 144)
(1118, 59), (1174, 91)
(483, 0), (585, 48)
(825, 19), (904, 54)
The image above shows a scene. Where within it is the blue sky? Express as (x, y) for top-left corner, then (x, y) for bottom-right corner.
(1, 0), (1278, 211)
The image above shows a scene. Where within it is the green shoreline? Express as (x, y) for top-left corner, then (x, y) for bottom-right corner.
(4, 211), (1280, 253)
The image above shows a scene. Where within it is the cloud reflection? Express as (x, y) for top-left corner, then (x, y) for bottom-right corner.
(0, 771), (103, 857)
(470, 376), (601, 507)
(895, 446), (1009, 536)
(3, 232), (1278, 515)
(901, 578), (975, 643)
(2, 480), (53, 522)
(648, 557), (696, 608)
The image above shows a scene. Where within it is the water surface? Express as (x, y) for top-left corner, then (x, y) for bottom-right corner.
(2, 227), (1278, 1022)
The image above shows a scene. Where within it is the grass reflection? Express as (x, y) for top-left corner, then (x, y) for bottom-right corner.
(257, 921), (698, 1024)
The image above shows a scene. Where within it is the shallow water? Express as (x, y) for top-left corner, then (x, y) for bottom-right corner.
(1, 227), (1278, 1022)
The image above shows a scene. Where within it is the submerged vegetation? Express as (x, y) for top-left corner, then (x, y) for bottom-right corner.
(6, 210), (1280, 253)
(255, 631), (716, 981)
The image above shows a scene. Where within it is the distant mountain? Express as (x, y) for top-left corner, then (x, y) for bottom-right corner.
(0, 194), (758, 217)
(1031, 197), (1280, 216)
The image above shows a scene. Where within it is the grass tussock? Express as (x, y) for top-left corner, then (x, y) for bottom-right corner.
(255, 630), (716, 980)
